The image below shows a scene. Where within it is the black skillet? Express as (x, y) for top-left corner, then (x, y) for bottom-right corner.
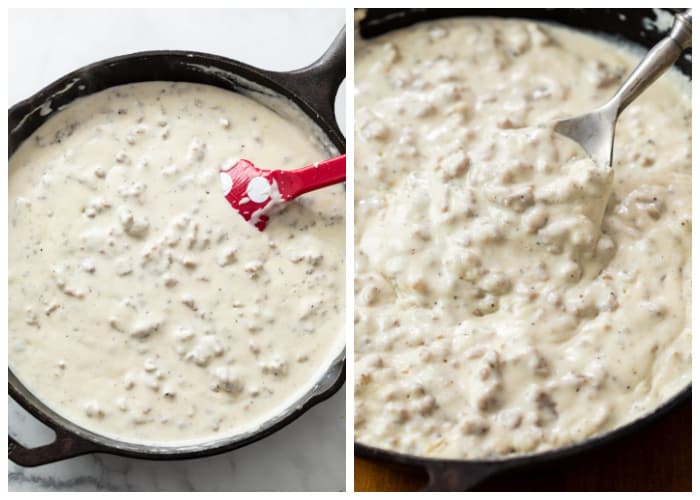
(8, 28), (346, 467)
(354, 9), (691, 491)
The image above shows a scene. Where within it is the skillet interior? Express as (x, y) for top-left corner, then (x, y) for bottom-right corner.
(354, 8), (691, 490)
(9, 50), (346, 464)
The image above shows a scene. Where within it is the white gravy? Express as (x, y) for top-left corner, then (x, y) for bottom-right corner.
(9, 82), (345, 445)
(354, 18), (691, 458)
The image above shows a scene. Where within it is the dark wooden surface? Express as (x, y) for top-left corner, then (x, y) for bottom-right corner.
(355, 397), (691, 491)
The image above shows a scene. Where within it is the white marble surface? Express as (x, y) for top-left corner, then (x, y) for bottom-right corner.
(8, 8), (346, 492)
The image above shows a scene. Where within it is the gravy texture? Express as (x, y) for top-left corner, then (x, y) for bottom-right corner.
(354, 18), (691, 458)
(9, 82), (345, 445)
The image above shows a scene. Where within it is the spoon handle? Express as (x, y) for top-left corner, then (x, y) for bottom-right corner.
(611, 9), (691, 114)
(275, 154), (346, 200)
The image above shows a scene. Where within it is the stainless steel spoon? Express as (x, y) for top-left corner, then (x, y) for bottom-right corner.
(553, 9), (692, 167)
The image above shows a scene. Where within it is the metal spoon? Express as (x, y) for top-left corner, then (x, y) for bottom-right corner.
(553, 9), (691, 167)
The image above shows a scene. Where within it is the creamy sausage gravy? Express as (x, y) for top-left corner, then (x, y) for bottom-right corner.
(9, 82), (344, 445)
(354, 18), (691, 458)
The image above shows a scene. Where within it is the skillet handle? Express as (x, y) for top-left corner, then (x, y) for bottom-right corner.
(423, 462), (499, 491)
(265, 27), (346, 145)
(9, 430), (101, 467)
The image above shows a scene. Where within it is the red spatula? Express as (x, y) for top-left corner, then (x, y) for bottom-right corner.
(220, 154), (346, 230)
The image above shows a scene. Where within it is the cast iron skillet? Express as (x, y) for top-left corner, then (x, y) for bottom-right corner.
(354, 9), (692, 491)
(8, 28), (346, 467)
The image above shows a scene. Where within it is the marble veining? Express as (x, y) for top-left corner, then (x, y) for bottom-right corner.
(9, 389), (345, 491)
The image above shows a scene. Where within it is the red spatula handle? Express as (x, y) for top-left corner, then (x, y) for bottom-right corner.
(275, 154), (346, 200)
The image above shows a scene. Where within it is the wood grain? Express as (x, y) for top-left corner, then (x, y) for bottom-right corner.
(355, 397), (691, 491)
